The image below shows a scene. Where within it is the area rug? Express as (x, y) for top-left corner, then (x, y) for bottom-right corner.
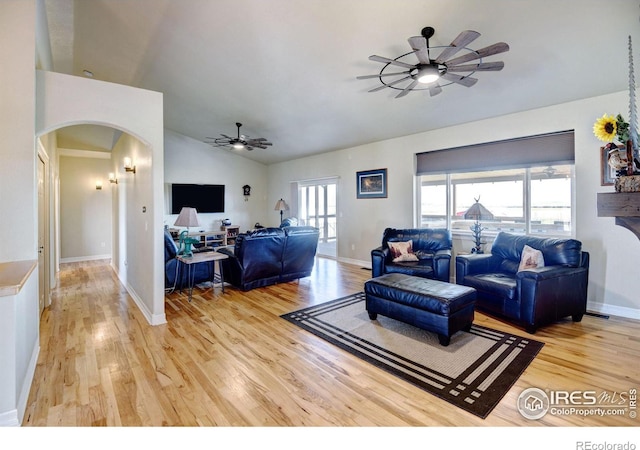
(281, 292), (544, 418)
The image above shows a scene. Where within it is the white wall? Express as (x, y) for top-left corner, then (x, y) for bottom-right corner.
(0, 0), (36, 263)
(36, 70), (166, 325)
(163, 129), (269, 232)
(59, 155), (112, 261)
(267, 90), (640, 319)
(0, 0), (40, 427)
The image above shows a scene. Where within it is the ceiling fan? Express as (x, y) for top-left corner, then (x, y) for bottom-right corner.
(357, 26), (509, 98)
(205, 122), (272, 151)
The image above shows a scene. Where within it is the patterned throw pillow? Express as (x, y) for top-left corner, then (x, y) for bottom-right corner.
(518, 245), (545, 272)
(389, 240), (419, 262)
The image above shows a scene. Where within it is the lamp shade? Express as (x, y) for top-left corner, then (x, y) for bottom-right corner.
(274, 199), (289, 211)
(464, 199), (494, 221)
(174, 207), (200, 228)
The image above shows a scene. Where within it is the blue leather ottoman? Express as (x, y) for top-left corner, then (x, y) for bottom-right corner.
(364, 273), (476, 346)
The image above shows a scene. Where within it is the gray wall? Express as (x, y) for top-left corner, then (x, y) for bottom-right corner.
(59, 154), (112, 261)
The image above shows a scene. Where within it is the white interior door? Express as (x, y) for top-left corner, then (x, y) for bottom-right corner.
(37, 153), (48, 315)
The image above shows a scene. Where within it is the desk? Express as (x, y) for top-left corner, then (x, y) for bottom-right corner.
(176, 251), (228, 302)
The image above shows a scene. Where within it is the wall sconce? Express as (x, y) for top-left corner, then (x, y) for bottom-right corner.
(243, 184), (251, 201)
(95, 180), (103, 190)
(123, 157), (136, 174)
(108, 172), (118, 184)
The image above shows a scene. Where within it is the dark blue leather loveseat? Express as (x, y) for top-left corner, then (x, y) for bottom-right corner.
(456, 232), (590, 333)
(218, 226), (319, 291)
(164, 229), (214, 289)
(371, 228), (453, 282)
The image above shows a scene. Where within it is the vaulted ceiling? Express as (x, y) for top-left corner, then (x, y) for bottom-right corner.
(40, 0), (640, 165)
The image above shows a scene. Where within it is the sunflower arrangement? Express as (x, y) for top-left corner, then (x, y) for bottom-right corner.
(593, 113), (633, 144)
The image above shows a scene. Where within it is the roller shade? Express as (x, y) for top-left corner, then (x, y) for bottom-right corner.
(416, 130), (575, 175)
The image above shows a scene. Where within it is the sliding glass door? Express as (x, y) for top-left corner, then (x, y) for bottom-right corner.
(298, 180), (337, 258)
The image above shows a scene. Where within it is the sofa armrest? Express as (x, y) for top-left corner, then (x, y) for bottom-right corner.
(371, 246), (389, 277)
(433, 249), (452, 282)
(455, 253), (498, 283)
(217, 247), (242, 286)
(517, 265), (589, 329)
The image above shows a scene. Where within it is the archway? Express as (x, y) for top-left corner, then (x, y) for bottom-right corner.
(35, 70), (166, 325)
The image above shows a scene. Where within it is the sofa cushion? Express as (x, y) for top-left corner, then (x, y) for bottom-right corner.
(518, 245), (545, 272)
(382, 228), (452, 253)
(491, 232), (582, 267)
(463, 273), (517, 301)
(384, 260), (434, 278)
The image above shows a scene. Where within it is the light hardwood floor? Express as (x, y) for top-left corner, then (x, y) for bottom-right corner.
(23, 257), (639, 427)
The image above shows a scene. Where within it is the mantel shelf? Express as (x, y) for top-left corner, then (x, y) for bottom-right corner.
(597, 192), (640, 240)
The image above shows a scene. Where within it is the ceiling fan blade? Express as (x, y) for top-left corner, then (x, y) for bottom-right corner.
(443, 42), (510, 66)
(440, 73), (478, 87)
(369, 55), (416, 70)
(447, 61), (505, 72)
(357, 71), (411, 80)
(434, 30), (481, 63)
(395, 79), (419, 98)
(368, 75), (412, 92)
(407, 36), (430, 64)
(429, 84), (443, 97)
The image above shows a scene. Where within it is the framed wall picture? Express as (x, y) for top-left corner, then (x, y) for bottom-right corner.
(356, 168), (387, 198)
(601, 145), (616, 186)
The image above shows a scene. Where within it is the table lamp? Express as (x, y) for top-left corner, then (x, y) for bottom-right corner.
(274, 198), (289, 224)
(464, 197), (494, 254)
(174, 207), (200, 257)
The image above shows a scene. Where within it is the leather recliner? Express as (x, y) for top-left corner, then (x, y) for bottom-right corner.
(218, 226), (319, 291)
(456, 231), (590, 333)
(371, 228), (453, 282)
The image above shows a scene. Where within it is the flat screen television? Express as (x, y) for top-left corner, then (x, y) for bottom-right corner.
(170, 183), (225, 214)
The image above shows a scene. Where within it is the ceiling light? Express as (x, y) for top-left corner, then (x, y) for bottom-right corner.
(417, 65), (439, 84)
(83, 69), (94, 78)
(233, 142), (245, 149)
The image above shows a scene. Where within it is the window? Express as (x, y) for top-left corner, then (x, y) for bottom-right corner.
(298, 180), (337, 257)
(418, 165), (574, 237)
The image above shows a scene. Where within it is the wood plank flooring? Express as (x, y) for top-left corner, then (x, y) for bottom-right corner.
(22, 258), (639, 427)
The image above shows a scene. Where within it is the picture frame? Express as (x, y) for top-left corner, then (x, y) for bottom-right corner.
(601, 145), (616, 186)
(356, 168), (387, 198)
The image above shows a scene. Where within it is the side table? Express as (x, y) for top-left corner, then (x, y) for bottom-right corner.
(175, 251), (229, 302)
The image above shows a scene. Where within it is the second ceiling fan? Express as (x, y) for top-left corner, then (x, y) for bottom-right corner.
(206, 122), (272, 151)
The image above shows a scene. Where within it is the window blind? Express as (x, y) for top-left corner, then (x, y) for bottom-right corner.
(415, 130), (575, 175)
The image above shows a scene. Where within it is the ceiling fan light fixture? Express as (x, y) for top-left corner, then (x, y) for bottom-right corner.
(233, 142), (245, 149)
(358, 26), (509, 98)
(417, 65), (440, 84)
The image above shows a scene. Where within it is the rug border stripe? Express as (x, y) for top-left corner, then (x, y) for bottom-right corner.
(281, 292), (544, 419)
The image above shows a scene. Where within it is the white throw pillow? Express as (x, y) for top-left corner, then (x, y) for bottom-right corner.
(518, 245), (545, 272)
(389, 240), (419, 262)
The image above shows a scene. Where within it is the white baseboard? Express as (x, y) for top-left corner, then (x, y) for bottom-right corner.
(337, 257), (371, 269)
(112, 263), (167, 326)
(60, 254), (111, 264)
(0, 409), (19, 427)
(587, 302), (640, 321)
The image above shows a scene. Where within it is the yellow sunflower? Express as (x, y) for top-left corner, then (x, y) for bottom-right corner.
(593, 114), (617, 142)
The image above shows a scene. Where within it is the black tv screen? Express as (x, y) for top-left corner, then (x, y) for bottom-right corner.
(171, 184), (225, 214)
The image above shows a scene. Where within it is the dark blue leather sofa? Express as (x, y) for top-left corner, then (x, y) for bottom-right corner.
(371, 228), (453, 282)
(218, 226), (319, 291)
(456, 231), (590, 333)
(164, 229), (214, 289)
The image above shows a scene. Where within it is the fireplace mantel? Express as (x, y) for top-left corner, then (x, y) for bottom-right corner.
(597, 192), (640, 239)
